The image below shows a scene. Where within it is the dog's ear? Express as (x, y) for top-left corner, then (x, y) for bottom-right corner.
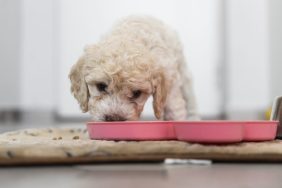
(152, 71), (168, 119)
(69, 56), (89, 112)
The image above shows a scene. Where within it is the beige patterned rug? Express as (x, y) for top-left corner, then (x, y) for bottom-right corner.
(1, 127), (282, 165)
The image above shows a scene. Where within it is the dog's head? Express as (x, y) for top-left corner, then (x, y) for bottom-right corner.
(69, 44), (168, 121)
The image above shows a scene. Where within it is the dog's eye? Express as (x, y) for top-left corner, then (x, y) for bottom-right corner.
(96, 82), (107, 92)
(131, 90), (142, 99)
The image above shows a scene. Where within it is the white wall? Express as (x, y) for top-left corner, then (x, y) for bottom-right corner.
(20, 0), (55, 110)
(225, 0), (270, 118)
(269, 0), (282, 99)
(56, 0), (223, 118)
(0, 0), (21, 108)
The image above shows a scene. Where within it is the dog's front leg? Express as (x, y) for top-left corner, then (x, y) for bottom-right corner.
(164, 78), (200, 121)
(163, 83), (188, 120)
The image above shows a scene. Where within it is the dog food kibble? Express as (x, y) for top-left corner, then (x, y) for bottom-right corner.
(69, 129), (75, 133)
(73, 136), (79, 140)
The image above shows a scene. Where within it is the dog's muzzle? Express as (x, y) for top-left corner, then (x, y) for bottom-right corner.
(104, 114), (127, 121)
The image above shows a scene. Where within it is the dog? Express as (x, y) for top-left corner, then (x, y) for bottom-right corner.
(69, 16), (199, 121)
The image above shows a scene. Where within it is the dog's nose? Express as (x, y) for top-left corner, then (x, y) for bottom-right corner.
(104, 115), (126, 121)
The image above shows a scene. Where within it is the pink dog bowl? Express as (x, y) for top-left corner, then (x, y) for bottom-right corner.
(174, 121), (278, 143)
(174, 121), (244, 143)
(87, 120), (278, 143)
(243, 121), (278, 141)
(87, 121), (175, 141)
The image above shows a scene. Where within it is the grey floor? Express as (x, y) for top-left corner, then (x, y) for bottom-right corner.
(1, 122), (282, 188)
(1, 163), (282, 188)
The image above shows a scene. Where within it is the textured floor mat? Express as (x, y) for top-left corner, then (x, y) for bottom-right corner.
(1, 127), (282, 165)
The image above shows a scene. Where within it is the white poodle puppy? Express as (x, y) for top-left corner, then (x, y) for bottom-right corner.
(69, 16), (199, 121)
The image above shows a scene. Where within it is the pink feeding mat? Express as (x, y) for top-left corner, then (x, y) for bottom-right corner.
(87, 121), (278, 143)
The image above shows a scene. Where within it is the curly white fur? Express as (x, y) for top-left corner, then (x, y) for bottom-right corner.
(69, 16), (199, 121)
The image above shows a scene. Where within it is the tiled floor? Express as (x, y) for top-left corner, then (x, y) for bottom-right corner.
(1, 122), (282, 188)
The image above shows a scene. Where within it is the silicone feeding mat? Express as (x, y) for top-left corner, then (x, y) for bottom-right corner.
(87, 121), (278, 143)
